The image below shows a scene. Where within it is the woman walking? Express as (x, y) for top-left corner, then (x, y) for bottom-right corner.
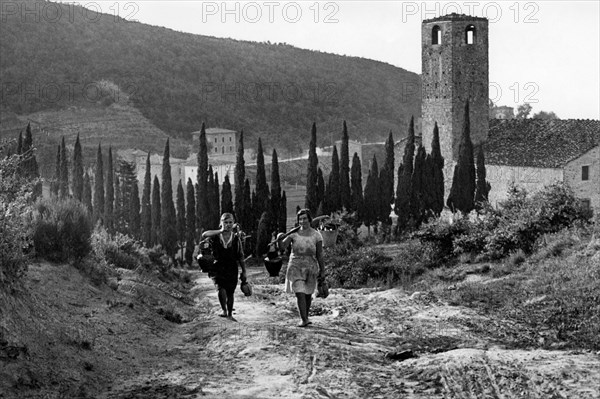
(202, 213), (247, 321)
(276, 209), (325, 327)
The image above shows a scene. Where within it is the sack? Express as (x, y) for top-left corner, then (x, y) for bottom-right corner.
(316, 278), (329, 299)
(240, 281), (252, 296)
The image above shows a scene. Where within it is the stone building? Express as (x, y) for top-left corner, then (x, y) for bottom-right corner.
(490, 105), (514, 120)
(485, 119), (600, 210)
(191, 127), (238, 159)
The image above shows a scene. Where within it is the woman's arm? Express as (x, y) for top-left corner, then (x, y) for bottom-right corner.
(202, 228), (223, 239)
(237, 236), (247, 281)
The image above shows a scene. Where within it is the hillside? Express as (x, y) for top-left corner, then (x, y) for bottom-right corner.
(0, 0), (421, 156)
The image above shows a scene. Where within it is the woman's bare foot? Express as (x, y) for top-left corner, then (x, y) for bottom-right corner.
(298, 320), (309, 327)
(227, 316), (238, 322)
(219, 311), (228, 317)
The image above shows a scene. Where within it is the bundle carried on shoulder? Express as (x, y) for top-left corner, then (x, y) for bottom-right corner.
(196, 238), (216, 274)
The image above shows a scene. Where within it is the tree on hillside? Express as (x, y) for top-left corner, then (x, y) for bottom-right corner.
(532, 110), (558, 120)
(118, 160), (138, 236)
(447, 101), (476, 214)
(305, 122), (319, 215)
(234, 129), (245, 221)
(105, 146), (114, 233)
(141, 153), (152, 247)
(430, 122), (445, 216)
(255, 211), (272, 257)
(329, 146), (341, 212)
(516, 103), (532, 119)
(379, 131), (395, 229)
(59, 137), (69, 198)
(151, 176), (161, 246)
(93, 144), (104, 224)
(474, 145), (491, 208)
(161, 139), (177, 258)
(270, 148), (281, 231)
(340, 121), (351, 210)
(350, 152), (363, 229)
(176, 180), (186, 262)
(185, 178), (196, 266)
(196, 123), (209, 233)
(255, 138), (270, 218)
(21, 123), (40, 198)
(279, 191), (287, 233)
(394, 117), (415, 233)
(16, 131), (23, 156)
(221, 174), (233, 214)
(72, 133), (83, 201)
(83, 171), (92, 214)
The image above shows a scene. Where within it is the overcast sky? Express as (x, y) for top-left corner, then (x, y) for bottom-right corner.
(96, 1), (599, 119)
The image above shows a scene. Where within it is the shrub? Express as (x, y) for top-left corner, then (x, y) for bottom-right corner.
(31, 198), (92, 262)
(1, 151), (35, 285)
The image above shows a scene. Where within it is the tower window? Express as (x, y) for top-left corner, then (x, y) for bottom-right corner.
(432, 25), (441, 45)
(582, 165), (589, 181)
(466, 25), (476, 44)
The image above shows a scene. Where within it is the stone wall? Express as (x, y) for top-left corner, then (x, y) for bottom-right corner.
(564, 146), (600, 210)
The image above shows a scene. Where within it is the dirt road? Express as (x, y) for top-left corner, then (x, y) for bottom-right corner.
(102, 268), (600, 399)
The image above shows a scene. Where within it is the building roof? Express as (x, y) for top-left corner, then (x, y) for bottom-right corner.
(423, 13), (488, 23)
(486, 119), (600, 168)
(190, 128), (238, 137)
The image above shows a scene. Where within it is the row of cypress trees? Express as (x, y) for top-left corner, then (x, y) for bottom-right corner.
(303, 101), (490, 235)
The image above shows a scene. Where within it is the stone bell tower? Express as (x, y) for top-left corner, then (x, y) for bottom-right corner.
(421, 13), (489, 163)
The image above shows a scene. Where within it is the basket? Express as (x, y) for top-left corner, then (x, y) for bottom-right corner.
(197, 254), (215, 273)
(320, 230), (338, 248)
(264, 257), (283, 277)
(240, 281), (252, 296)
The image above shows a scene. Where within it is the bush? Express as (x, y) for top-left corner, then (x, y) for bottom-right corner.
(414, 183), (591, 262)
(0, 152), (35, 285)
(31, 198), (92, 262)
(325, 246), (393, 288)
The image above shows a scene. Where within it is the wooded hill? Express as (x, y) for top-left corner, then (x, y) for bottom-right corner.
(1, 0), (421, 156)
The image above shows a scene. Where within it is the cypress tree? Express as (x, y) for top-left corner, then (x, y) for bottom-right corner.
(59, 137), (68, 198)
(447, 101), (476, 214)
(234, 129), (245, 221)
(161, 139), (177, 258)
(394, 117), (415, 232)
(93, 144), (104, 224)
(176, 180), (186, 261)
(305, 122), (319, 215)
(279, 191), (287, 233)
(105, 146), (114, 233)
(16, 131), (23, 155)
(141, 153), (152, 247)
(474, 145), (491, 208)
(382, 131), (395, 212)
(51, 144), (60, 197)
(151, 176), (161, 246)
(207, 165), (217, 228)
(316, 167), (325, 213)
(255, 138), (269, 218)
(221, 174), (233, 214)
(363, 158), (378, 235)
(72, 133), (84, 201)
(340, 121), (351, 211)
(242, 178), (253, 233)
(410, 145), (427, 226)
(196, 123), (209, 232)
(118, 160), (137, 235)
(213, 170), (221, 225)
(22, 123), (41, 198)
(329, 146), (341, 212)
(350, 152), (363, 229)
(322, 176), (331, 216)
(270, 148), (281, 230)
(130, 180), (141, 240)
(113, 175), (122, 233)
(83, 171), (93, 215)
(255, 211), (271, 257)
(185, 178), (196, 266)
(430, 122), (445, 216)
